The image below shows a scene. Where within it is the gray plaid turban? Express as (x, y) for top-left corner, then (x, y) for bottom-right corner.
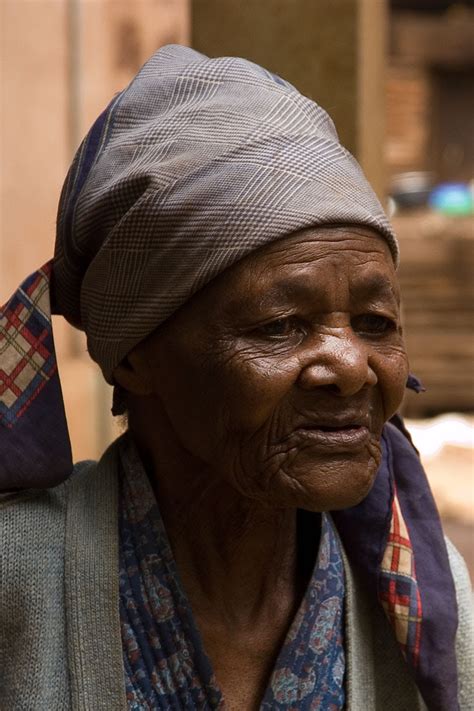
(54, 44), (398, 383)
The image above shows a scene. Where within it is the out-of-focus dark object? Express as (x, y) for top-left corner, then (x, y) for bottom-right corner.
(429, 183), (474, 216)
(431, 67), (473, 183)
(387, 2), (474, 188)
(391, 0), (474, 13)
(391, 171), (433, 210)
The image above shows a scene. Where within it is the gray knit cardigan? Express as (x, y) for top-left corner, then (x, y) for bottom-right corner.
(0, 440), (472, 710)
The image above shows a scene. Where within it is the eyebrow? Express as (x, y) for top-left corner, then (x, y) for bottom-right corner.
(255, 272), (400, 306)
(224, 269), (400, 320)
(350, 273), (400, 305)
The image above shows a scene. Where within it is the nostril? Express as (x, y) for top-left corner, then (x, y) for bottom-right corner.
(298, 361), (376, 397)
(322, 383), (341, 395)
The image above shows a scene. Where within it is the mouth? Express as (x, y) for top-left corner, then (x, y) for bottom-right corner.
(292, 421), (371, 450)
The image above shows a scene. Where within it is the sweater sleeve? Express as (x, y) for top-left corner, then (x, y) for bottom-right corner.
(445, 537), (474, 711)
(0, 485), (71, 709)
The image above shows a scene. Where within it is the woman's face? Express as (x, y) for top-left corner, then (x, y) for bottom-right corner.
(131, 226), (409, 511)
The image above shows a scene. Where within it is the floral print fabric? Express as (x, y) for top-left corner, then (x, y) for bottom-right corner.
(118, 435), (345, 710)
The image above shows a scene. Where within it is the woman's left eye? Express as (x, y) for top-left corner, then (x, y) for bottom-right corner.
(352, 314), (396, 336)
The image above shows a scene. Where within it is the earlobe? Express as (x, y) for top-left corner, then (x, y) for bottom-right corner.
(112, 350), (154, 396)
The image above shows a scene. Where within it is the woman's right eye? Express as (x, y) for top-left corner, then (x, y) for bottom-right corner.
(254, 318), (300, 339)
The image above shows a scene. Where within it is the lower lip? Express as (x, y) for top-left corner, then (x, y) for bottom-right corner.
(293, 425), (371, 450)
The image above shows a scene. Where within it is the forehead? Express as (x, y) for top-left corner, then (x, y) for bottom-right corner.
(219, 225), (398, 298)
(246, 225), (393, 269)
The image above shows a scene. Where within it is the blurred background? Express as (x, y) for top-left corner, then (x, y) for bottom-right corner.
(1, 0), (473, 572)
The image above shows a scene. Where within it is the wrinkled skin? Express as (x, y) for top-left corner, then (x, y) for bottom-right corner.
(119, 225), (408, 512)
(114, 225), (409, 710)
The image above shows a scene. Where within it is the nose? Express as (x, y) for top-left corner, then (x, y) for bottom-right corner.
(297, 330), (378, 397)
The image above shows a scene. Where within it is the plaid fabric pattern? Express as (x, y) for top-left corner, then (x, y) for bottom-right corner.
(0, 263), (72, 490)
(0, 263), (56, 428)
(378, 489), (423, 668)
(54, 44), (398, 382)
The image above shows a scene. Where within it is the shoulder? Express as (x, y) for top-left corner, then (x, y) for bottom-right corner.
(0, 436), (123, 551)
(0, 442), (123, 709)
(0, 459), (94, 519)
(0, 460), (96, 707)
(446, 535), (472, 605)
(0, 439), (122, 622)
(0, 460), (97, 589)
(445, 538), (474, 709)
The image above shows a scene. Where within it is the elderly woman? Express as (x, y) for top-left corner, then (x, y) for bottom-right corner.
(0, 46), (472, 710)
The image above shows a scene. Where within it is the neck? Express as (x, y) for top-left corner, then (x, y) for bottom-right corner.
(128, 407), (313, 626)
(173, 488), (299, 623)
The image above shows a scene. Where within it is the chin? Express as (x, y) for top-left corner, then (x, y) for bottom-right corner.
(272, 447), (382, 512)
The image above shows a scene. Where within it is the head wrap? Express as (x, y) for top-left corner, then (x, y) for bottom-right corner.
(54, 44), (397, 383)
(0, 45), (459, 711)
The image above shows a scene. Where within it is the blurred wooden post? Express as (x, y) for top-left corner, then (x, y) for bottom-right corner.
(358, 0), (388, 201)
(191, 0), (388, 199)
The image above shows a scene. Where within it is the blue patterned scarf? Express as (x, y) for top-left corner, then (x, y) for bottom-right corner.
(118, 435), (345, 710)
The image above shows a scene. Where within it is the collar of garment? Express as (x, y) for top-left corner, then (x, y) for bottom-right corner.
(117, 434), (345, 710)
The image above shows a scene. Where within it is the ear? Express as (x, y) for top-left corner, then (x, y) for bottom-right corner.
(112, 345), (154, 397)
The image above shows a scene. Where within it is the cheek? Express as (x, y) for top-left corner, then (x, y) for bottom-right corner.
(375, 347), (409, 420)
(219, 355), (298, 432)
(146, 344), (222, 459)
(152, 345), (297, 462)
